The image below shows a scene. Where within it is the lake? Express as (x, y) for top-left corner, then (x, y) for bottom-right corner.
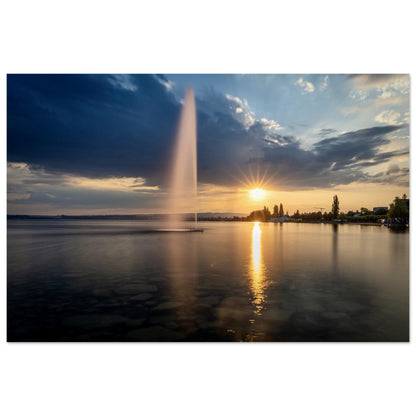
(7, 219), (409, 341)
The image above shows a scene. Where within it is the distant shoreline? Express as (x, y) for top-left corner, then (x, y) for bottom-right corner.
(6, 213), (245, 220)
(6, 215), (385, 226)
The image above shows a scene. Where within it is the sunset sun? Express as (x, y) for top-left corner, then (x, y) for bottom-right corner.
(250, 188), (266, 200)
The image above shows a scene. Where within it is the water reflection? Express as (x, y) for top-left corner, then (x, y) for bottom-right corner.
(332, 224), (339, 278)
(249, 222), (269, 315)
(165, 232), (198, 335)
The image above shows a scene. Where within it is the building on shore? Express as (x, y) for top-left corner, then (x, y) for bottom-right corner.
(269, 215), (294, 223)
(373, 206), (388, 213)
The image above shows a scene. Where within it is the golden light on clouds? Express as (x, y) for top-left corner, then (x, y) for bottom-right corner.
(68, 176), (158, 192)
(7, 162), (159, 194)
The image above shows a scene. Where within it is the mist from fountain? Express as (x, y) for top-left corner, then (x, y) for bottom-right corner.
(168, 86), (198, 230)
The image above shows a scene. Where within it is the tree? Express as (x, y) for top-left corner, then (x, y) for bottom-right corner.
(293, 210), (300, 219)
(247, 210), (264, 222)
(332, 195), (340, 219)
(263, 206), (271, 221)
(360, 207), (370, 215)
(323, 211), (334, 221)
(273, 204), (279, 218)
(279, 203), (284, 217)
(388, 194), (409, 225)
(375, 207), (388, 216)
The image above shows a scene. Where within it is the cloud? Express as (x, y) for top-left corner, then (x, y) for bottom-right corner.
(367, 166), (409, 186)
(348, 74), (409, 106)
(312, 126), (404, 165)
(7, 162), (159, 193)
(348, 74), (408, 89)
(7, 162), (162, 213)
(225, 93), (255, 128)
(259, 118), (282, 131)
(317, 128), (337, 137)
(374, 110), (402, 125)
(8, 193), (31, 201)
(155, 74), (174, 91)
(374, 109), (409, 126)
(294, 77), (315, 93)
(386, 164), (400, 175)
(107, 75), (138, 92)
(376, 78), (410, 105)
(349, 89), (367, 101)
(319, 75), (329, 91)
(371, 95), (406, 107)
(225, 95), (282, 131)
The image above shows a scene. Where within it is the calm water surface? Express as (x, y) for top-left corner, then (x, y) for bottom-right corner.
(8, 220), (409, 341)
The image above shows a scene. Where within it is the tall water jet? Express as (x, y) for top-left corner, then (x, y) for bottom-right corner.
(169, 86), (199, 229)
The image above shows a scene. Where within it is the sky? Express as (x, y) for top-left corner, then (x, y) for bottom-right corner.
(7, 74), (409, 215)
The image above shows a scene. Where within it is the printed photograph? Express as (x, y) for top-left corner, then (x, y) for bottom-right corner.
(7, 74), (409, 341)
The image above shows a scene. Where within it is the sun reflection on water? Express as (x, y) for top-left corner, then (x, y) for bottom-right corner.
(249, 222), (268, 315)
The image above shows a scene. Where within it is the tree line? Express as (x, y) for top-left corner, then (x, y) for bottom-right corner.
(247, 195), (340, 222)
(246, 194), (409, 224)
(247, 203), (287, 222)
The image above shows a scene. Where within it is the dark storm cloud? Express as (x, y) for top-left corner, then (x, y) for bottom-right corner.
(313, 126), (403, 166)
(257, 125), (407, 189)
(7, 74), (181, 185)
(7, 75), (408, 193)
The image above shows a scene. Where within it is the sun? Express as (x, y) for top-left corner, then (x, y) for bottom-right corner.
(249, 188), (266, 200)
(235, 165), (274, 201)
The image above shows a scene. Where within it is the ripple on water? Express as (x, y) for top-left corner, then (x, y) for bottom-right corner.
(114, 284), (158, 295)
(130, 293), (153, 302)
(153, 301), (183, 311)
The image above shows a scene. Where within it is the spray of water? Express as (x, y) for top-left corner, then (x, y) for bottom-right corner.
(169, 87), (198, 228)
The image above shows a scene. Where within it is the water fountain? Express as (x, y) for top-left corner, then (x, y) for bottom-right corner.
(169, 86), (202, 232)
